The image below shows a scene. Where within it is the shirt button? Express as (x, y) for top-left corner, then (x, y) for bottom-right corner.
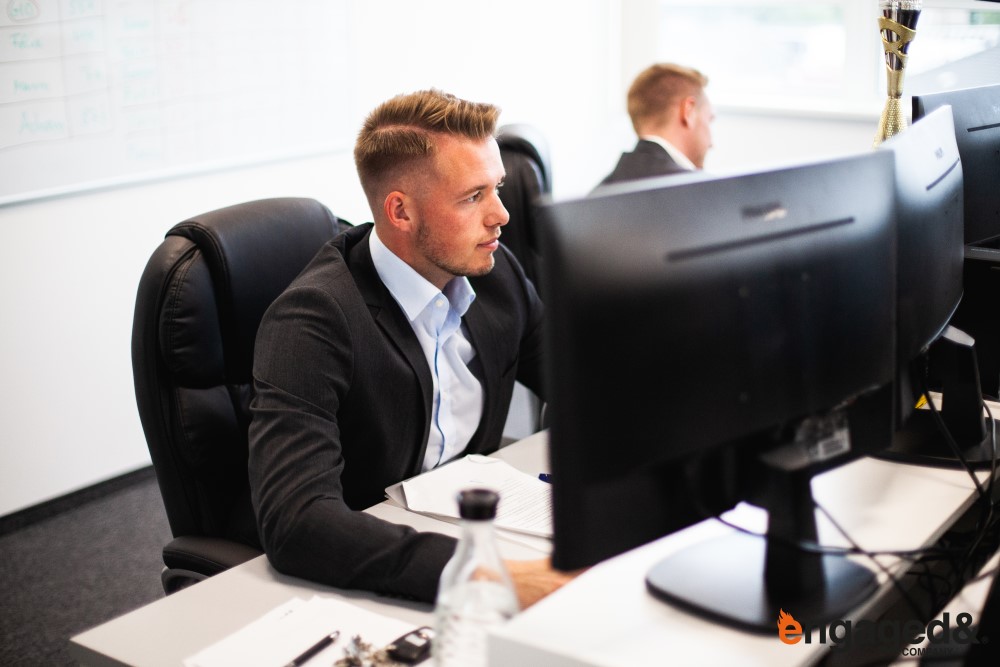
(436, 299), (445, 308)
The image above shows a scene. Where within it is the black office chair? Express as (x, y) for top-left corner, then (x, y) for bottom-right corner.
(497, 123), (552, 292)
(496, 124), (552, 433)
(132, 197), (346, 594)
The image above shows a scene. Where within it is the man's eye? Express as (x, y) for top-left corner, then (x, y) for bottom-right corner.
(467, 192), (482, 203)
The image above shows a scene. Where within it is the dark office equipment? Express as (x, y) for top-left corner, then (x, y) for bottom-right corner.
(913, 85), (1000, 401)
(132, 197), (345, 593)
(873, 106), (994, 467)
(538, 151), (898, 632)
(884, 106), (964, 394)
(497, 124), (552, 431)
(913, 84), (1000, 247)
(496, 123), (552, 292)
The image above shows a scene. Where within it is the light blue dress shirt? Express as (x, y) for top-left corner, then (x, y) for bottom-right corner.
(369, 228), (484, 471)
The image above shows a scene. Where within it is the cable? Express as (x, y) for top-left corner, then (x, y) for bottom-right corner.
(708, 507), (983, 563)
(813, 496), (961, 623)
(920, 379), (998, 507)
(918, 380), (997, 569)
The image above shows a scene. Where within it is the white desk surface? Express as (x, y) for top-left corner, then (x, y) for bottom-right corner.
(489, 454), (992, 667)
(69, 432), (550, 667)
(70, 430), (992, 667)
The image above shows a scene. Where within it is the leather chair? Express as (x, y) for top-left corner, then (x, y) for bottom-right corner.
(497, 123), (552, 292)
(496, 124), (552, 433)
(132, 197), (346, 594)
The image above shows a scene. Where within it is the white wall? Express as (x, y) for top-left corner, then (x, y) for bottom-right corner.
(0, 0), (881, 516)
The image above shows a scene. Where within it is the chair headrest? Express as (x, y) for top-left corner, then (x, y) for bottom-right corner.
(497, 124), (552, 194)
(167, 197), (342, 378)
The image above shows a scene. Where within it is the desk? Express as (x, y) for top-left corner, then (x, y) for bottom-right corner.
(71, 431), (993, 666)
(68, 432), (550, 667)
(489, 454), (994, 666)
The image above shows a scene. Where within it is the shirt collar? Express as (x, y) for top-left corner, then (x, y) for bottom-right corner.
(370, 225), (476, 321)
(639, 134), (697, 171)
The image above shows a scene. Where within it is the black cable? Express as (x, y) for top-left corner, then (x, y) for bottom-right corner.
(813, 496), (930, 621)
(919, 382), (992, 502)
(917, 381), (998, 588)
(927, 388), (998, 571)
(700, 398), (1000, 619)
(709, 508), (984, 562)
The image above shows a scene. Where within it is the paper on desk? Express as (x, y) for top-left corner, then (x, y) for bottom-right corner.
(183, 596), (413, 667)
(385, 455), (553, 538)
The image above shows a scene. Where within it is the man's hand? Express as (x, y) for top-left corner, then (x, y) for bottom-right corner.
(505, 558), (584, 609)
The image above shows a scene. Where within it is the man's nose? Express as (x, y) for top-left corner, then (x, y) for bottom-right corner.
(492, 193), (510, 226)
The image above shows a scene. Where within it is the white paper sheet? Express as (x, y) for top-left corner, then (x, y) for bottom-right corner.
(385, 455), (553, 538)
(184, 596), (414, 667)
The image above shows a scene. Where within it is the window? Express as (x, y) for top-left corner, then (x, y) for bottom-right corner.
(650, 0), (1000, 116)
(908, 5), (1000, 94)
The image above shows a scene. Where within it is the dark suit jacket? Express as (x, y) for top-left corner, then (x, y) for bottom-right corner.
(248, 223), (545, 602)
(596, 139), (689, 188)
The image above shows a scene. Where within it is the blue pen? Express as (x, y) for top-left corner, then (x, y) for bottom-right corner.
(538, 473), (553, 483)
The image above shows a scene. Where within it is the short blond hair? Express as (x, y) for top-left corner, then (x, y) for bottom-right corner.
(354, 89), (501, 205)
(626, 63), (708, 133)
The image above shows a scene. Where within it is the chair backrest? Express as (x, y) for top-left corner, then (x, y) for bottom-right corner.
(497, 124), (552, 291)
(132, 197), (344, 548)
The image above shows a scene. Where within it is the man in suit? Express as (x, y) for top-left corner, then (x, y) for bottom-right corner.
(596, 63), (715, 188)
(248, 89), (572, 606)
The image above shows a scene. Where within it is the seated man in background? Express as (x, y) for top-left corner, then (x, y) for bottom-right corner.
(596, 63), (715, 188)
(248, 89), (572, 606)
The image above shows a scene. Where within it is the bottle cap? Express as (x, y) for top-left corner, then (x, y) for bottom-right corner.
(457, 488), (500, 520)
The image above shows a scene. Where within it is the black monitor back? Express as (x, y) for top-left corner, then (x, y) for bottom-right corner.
(913, 84), (1000, 246)
(538, 152), (897, 570)
(879, 105), (965, 424)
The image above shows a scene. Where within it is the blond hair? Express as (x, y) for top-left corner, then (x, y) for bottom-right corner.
(626, 63), (708, 133)
(354, 89), (501, 205)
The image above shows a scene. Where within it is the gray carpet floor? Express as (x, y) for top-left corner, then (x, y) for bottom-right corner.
(0, 474), (170, 666)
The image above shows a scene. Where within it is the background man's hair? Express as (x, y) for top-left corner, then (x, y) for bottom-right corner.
(354, 89), (501, 203)
(626, 63), (708, 133)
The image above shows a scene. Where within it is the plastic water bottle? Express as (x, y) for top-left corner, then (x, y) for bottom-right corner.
(432, 488), (519, 666)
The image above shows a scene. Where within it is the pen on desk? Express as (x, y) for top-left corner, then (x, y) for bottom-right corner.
(538, 473), (552, 483)
(283, 630), (340, 667)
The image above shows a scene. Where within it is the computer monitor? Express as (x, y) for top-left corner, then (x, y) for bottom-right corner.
(875, 105), (996, 467)
(886, 106), (964, 382)
(538, 150), (897, 632)
(913, 84), (1000, 247)
(913, 84), (1000, 402)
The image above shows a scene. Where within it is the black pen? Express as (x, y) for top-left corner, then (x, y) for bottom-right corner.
(283, 630), (340, 667)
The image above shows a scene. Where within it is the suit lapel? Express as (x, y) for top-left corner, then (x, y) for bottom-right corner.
(348, 227), (435, 468)
(463, 297), (501, 449)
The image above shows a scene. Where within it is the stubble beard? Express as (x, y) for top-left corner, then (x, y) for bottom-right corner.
(416, 222), (495, 279)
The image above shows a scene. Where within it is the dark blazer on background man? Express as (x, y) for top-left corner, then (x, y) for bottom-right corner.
(248, 223), (545, 603)
(596, 138), (689, 188)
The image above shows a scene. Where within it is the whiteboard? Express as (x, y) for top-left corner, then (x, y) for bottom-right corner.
(0, 0), (356, 205)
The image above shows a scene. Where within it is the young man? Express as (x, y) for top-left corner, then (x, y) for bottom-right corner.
(248, 89), (571, 606)
(596, 63), (715, 188)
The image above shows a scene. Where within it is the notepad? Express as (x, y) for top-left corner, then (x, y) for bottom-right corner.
(385, 455), (553, 538)
(183, 596), (413, 667)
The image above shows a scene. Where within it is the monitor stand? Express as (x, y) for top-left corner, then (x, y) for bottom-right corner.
(646, 438), (876, 634)
(879, 326), (997, 469)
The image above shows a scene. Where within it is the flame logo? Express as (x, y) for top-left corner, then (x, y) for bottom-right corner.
(777, 608), (803, 645)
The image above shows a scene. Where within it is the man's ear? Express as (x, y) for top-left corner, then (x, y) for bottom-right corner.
(679, 96), (698, 128)
(383, 191), (415, 232)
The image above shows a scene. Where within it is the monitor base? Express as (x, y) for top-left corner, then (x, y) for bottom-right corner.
(646, 531), (876, 634)
(877, 409), (998, 469)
